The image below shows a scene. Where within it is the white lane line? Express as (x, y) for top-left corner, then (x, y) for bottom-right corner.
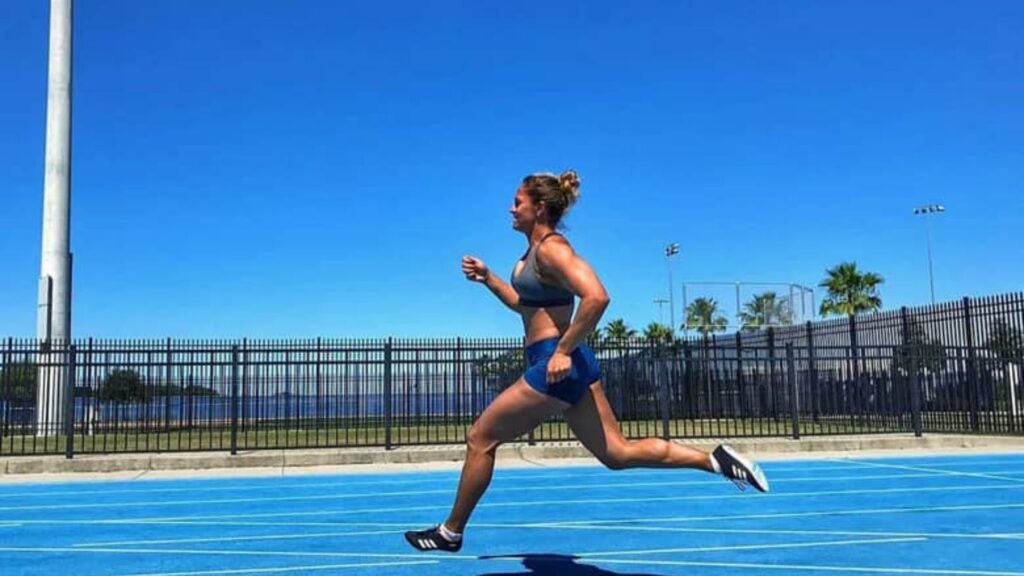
(55, 508), (1024, 533)
(834, 458), (1024, 484)
(14, 541), (1010, 576)
(529, 501), (1024, 527)
(0, 471), (984, 512)
(578, 537), (926, 557)
(6, 489), (1024, 530)
(4, 457), (1022, 500)
(7, 496), (1024, 530)
(76, 529), (404, 548)
(0, 488), (455, 512)
(0, 546), (478, 561)
(118, 483), (1024, 522)
(591, 558), (1024, 576)
(114, 560), (439, 576)
(78, 529), (929, 551)
(525, 522), (1024, 542)
(0, 540), (925, 566)
(0, 481), (441, 499)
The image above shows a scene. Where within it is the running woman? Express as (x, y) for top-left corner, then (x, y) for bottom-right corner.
(405, 170), (768, 553)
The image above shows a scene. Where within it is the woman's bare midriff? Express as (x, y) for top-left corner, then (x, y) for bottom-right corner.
(521, 304), (573, 345)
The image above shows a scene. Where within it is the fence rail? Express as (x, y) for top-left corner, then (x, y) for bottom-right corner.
(2, 294), (1022, 457)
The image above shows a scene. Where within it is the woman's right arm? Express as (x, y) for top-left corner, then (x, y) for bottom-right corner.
(482, 272), (521, 312)
(463, 256), (520, 312)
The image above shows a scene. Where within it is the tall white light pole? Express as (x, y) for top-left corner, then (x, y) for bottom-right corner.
(37, 0), (74, 436)
(913, 204), (945, 305)
(665, 243), (679, 333)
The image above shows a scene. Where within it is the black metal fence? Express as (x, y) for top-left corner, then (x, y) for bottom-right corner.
(2, 293), (1022, 457)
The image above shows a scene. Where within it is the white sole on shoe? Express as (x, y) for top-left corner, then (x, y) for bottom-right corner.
(720, 445), (770, 492)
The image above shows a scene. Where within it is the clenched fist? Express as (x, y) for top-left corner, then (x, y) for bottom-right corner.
(461, 256), (490, 283)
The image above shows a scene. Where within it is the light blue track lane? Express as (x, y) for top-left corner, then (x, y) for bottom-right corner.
(2, 453), (1024, 576)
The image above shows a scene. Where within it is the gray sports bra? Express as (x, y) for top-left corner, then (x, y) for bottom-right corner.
(510, 233), (575, 308)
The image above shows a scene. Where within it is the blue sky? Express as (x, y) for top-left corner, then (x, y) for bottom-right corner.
(1, 1), (1021, 339)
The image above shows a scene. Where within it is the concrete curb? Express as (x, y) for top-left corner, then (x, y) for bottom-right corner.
(2, 434), (1023, 477)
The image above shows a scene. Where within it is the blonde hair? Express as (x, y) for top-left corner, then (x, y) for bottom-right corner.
(521, 169), (581, 227)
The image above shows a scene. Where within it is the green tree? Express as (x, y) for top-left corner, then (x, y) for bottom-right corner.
(685, 297), (728, 337)
(819, 262), (884, 317)
(642, 322), (676, 345)
(97, 369), (147, 403)
(601, 318), (637, 347)
(472, 350), (524, 393)
(892, 319), (947, 375)
(985, 319), (1024, 360)
(149, 383), (218, 397)
(0, 360), (36, 402)
(739, 292), (793, 332)
(983, 319), (1024, 411)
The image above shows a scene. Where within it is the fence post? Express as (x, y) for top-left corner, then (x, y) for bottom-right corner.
(786, 343), (800, 440)
(241, 337), (248, 432)
(806, 322), (819, 425)
(963, 297), (980, 431)
(767, 328), (776, 419)
(521, 342), (535, 445)
(384, 337), (393, 451)
(2, 338), (12, 444)
(1014, 292), (1024, 433)
(85, 338), (94, 438)
(682, 341), (695, 419)
(735, 332), (745, 418)
(900, 307), (923, 437)
(659, 342), (671, 440)
(315, 337), (323, 427)
(900, 307), (910, 424)
(909, 340), (923, 438)
(165, 338), (173, 433)
(230, 345), (239, 456)
(64, 344), (77, 459)
(849, 314), (862, 425)
(284, 349), (291, 427)
(455, 337), (464, 435)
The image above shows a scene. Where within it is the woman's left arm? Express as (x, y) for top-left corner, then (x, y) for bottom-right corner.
(536, 240), (611, 381)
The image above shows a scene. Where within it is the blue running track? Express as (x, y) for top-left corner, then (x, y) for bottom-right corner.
(2, 453), (1024, 575)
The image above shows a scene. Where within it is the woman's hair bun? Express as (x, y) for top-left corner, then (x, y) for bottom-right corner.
(559, 169), (581, 204)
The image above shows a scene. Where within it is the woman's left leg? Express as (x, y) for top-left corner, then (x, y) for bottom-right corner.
(565, 381), (769, 492)
(564, 381), (714, 470)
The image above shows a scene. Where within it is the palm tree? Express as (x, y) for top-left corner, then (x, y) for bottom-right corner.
(685, 297), (728, 337)
(601, 318), (637, 349)
(739, 291), (793, 332)
(819, 262), (884, 317)
(643, 322), (675, 345)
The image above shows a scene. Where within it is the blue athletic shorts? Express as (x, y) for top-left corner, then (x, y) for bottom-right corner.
(523, 338), (602, 405)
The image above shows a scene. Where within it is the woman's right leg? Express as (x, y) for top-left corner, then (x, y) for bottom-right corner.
(444, 378), (568, 533)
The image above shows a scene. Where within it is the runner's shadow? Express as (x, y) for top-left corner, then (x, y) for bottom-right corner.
(476, 554), (670, 576)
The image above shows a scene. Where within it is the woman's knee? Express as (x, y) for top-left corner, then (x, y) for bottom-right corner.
(466, 423), (501, 455)
(600, 438), (671, 470)
(599, 441), (631, 470)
